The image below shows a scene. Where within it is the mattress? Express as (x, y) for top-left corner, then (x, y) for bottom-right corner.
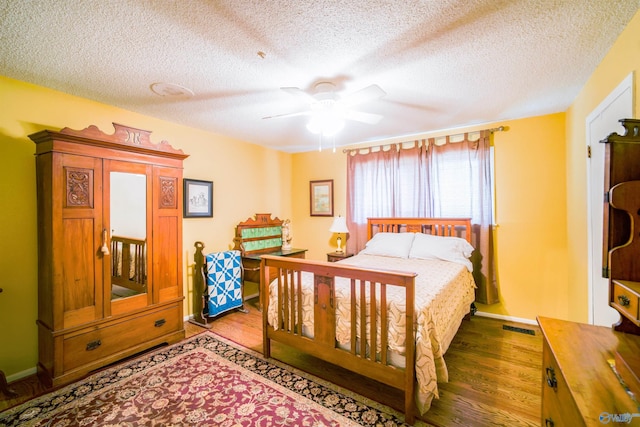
(266, 253), (476, 413)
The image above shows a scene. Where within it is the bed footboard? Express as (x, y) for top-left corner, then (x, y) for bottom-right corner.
(260, 255), (418, 424)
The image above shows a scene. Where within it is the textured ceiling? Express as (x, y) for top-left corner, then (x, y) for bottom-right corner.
(1, 1), (639, 152)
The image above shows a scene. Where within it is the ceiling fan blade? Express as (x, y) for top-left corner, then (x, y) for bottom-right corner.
(339, 84), (386, 108)
(262, 110), (312, 120)
(280, 87), (317, 103)
(342, 109), (383, 124)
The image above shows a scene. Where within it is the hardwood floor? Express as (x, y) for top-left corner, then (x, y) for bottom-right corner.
(1, 300), (542, 426)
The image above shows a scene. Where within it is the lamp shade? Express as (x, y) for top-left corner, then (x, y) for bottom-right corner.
(329, 216), (349, 233)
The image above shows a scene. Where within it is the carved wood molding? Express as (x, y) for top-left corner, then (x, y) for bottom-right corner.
(30, 123), (189, 160)
(159, 176), (177, 209)
(603, 118), (640, 143)
(64, 167), (93, 208)
(239, 213), (283, 227)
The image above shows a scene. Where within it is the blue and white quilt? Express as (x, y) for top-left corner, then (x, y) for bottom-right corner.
(205, 250), (243, 316)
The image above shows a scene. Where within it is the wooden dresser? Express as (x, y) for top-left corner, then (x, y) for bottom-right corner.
(538, 316), (640, 426)
(30, 123), (188, 388)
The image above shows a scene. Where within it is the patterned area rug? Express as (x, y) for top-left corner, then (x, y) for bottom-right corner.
(0, 332), (431, 426)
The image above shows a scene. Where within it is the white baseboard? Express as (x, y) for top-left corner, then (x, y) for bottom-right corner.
(7, 367), (37, 383)
(475, 310), (537, 326)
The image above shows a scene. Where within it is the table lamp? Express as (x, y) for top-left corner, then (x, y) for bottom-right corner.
(329, 216), (349, 253)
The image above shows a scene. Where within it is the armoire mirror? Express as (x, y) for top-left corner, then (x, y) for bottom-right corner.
(110, 171), (147, 300)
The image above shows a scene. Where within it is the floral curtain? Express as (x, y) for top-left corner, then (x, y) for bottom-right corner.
(346, 130), (499, 304)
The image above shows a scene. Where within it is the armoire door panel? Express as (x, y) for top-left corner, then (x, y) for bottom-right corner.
(57, 154), (104, 330)
(154, 215), (179, 301)
(158, 286), (180, 301)
(61, 218), (99, 328)
(63, 306), (98, 329)
(152, 166), (182, 303)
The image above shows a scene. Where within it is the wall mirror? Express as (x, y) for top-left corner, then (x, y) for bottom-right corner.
(110, 171), (147, 300)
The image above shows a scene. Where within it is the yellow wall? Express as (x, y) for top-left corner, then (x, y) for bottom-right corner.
(291, 148), (349, 260)
(566, 10), (640, 322)
(0, 76), (292, 378)
(292, 114), (570, 321)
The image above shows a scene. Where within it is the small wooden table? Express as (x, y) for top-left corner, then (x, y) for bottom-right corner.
(243, 248), (308, 284)
(326, 252), (353, 262)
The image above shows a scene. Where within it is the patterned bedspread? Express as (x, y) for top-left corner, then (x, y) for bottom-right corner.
(266, 253), (476, 414)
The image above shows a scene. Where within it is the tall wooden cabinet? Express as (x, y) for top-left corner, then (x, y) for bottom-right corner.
(601, 118), (640, 334)
(29, 123), (188, 387)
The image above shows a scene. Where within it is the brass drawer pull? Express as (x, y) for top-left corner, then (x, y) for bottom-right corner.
(618, 295), (631, 306)
(154, 318), (166, 327)
(545, 418), (554, 427)
(86, 340), (102, 351)
(545, 367), (557, 390)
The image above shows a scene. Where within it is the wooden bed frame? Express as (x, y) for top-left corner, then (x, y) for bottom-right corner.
(260, 217), (472, 424)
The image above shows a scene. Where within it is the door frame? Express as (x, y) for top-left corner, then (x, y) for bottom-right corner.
(585, 72), (634, 325)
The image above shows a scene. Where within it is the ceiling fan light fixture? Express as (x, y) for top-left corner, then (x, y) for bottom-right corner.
(267, 81), (384, 142)
(306, 113), (345, 136)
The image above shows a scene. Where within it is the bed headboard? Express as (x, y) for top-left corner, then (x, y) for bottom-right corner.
(367, 217), (472, 243)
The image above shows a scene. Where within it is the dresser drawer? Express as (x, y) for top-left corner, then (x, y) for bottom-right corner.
(541, 340), (584, 427)
(63, 304), (181, 372)
(612, 280), (640, 322)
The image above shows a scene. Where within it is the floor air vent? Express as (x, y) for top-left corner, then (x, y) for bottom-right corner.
(502, 325), (535, 336)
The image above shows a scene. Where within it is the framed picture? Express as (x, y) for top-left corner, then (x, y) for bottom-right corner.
(310, 179), (334, 217)
(183, 179), (213, 218)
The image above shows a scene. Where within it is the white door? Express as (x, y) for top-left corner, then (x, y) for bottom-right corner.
(586, 72), (634, 326)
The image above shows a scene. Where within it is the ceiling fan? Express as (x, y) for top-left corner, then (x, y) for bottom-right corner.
(263, 82), (386, 137)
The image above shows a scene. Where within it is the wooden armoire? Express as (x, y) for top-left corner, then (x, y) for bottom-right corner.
(29, 123), (188, 387)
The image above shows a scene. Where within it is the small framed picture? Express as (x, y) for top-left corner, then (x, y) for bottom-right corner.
(183, 179), (213, 218)
(310, 179), (334, 217)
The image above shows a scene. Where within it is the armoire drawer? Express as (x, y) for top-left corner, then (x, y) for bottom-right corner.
(63, 305), (181, 372)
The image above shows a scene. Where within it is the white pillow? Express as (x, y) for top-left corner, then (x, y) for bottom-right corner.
(409, 233), (474, 271)
(360, 232), (416, 258)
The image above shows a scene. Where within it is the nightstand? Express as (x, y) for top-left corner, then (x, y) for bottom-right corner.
(327, 252), (353, 262)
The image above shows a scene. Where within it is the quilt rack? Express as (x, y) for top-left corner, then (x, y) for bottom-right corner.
(189, 242), (248, 329)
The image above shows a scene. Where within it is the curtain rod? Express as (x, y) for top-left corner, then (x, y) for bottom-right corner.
(342, 125), (505, 153)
